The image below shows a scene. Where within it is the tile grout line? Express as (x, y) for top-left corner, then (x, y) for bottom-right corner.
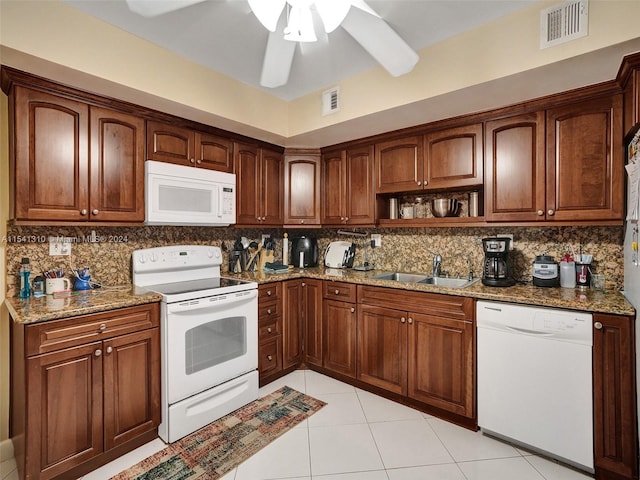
(353, 388), (391, 480)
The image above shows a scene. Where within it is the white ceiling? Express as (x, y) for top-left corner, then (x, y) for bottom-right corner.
(62, 0), (538, 101)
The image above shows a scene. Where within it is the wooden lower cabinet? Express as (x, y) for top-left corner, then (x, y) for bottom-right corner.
(357, 286), (475, 421)
(323, 299), (357, 378)
(593, 313), (638, 480)
(303, 279), (323, 367)
(11, 303), (160, 480)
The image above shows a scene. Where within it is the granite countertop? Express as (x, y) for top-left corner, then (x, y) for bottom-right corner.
(5, 267), (634, 324)
(5, 286), (163, 324)
(228, 267), (636, 316)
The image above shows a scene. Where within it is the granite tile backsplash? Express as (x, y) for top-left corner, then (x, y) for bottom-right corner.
(4, 225), (624, 297)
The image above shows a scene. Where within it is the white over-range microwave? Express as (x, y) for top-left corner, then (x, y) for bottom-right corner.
(145, 160), (236, 226)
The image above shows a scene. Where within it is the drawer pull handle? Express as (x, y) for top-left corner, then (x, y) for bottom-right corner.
(267, 355), (273, 361)
(99, 323), (106, 332)
(335, 289), (340, 295)
(267, 290), (272, 296)
(594, 322), (603, 330)
(95, 349), (102, 357)
(106, 346), (113, 354)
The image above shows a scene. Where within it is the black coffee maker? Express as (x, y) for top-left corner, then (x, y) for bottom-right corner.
(482, 237), (515, 287)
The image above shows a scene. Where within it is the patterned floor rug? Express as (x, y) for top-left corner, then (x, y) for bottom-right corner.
(111, 386), (326, 480)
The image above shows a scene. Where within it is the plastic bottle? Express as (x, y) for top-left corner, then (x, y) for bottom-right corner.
(19, 257), (31, 299)
(560, 254), (576, 288)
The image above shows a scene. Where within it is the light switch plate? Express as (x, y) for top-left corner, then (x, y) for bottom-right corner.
(371, 234), (382, 247)
(49, 236), (73, 256)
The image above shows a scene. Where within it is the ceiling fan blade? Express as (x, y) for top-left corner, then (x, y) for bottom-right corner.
(248, 0), (287, 32)
(260, 31), (297, 88)
(341, 1), (419, 77)
(314, 0), (351, 33)
(125, 0), (206, 17)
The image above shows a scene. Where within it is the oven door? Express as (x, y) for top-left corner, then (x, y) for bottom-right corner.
(164, 289), (258, 404)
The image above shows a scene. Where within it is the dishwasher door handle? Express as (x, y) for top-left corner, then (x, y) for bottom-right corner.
(504, 325), (553, 336)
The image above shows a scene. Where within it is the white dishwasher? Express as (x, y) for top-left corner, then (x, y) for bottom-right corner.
(476, 300), (593, 472)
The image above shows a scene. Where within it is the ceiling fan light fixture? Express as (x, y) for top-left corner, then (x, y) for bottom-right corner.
(314, 0), (352, 33)
(283, 4), (317, 42)
(248, 0), (287, 32)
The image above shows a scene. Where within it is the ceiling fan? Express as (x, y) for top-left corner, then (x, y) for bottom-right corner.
(125, 0), (419, 89)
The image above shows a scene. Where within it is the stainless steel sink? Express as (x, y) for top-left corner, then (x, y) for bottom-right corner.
(371, 272), (429, 283)
(372, 271), (480, 288)
(418, 277), (481, 288)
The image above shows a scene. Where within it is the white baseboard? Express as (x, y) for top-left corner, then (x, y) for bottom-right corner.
(0, 438), (13, 463)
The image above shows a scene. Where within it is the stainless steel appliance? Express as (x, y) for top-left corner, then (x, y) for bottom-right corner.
(290, 236), (318, 268)
(532, 254), (560, 287)
(477, 301), (593, 472)
(132, 245), (258, 443)
(482, 237), (515, 287)
(145, 160), (236, 226)
(324, 241), (356, 268)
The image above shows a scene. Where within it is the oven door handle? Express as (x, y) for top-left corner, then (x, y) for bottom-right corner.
(167, 289), (258, 314)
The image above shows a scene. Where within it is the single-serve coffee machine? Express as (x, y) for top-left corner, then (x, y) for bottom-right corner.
(482, 237), (515, 287)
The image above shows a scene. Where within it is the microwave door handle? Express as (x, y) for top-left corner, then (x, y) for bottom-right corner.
(217, 185), (223, 218)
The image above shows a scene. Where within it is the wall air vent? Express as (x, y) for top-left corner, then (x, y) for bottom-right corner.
(322, 87), (340, 116)
(540, 0), (588, 49)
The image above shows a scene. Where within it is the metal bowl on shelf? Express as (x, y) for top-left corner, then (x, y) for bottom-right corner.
(432, 198), (460, 217)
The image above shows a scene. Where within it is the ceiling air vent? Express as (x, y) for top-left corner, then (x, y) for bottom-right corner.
(322, 87), (341, 116)
(540, 0), (588, 49)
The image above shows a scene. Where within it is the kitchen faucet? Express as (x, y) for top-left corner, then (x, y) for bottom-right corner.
(432, 253), (442, 277)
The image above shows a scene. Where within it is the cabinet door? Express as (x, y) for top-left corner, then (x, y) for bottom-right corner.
(424, 123), (483, 189)
(321, 150), (346, 224)
(13, 86), (89, 221)
(323, 299), (357, 378)
(282, 280), (303, 369)
(484, 112), (546, 222)
(284, 154), (321, 226)
(26, 343), (103, 480)
(345, 145), (375, 225)
(90, 107), (145, 222)
(375, 136), (424, 193)
(593, 313), (638, 480)
(195, 132), (233, 172)
(303, 279), (323, 367)
(546, 95), (623, 221)
(408, 314), (474, 418)
(234, 142), (261, 225)
(261, 148), (284, 225)
(357, 304), (407, 395)
(103, 328), (160, 451)
(146, 120), (194, 166)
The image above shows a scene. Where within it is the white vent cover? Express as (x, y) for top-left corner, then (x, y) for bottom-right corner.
(322, 87), (341, 116)
(540, 0), (588, 49)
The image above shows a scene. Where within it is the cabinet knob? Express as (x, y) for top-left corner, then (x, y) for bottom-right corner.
(417, 181), (422, 186)
(94, 349), (102, 357)
(350, 307), (355, 313)
(80, 209), (88, 215)
(99, 323), (106, 332)
(267, 355), (273, 361)
(344, 217), (349, 222)
(547, 209), (555, 216)
(267, 327), (272, 333)
(335, 289), (340, 295)
(408, 317), (413, 324)
(267, 309), (272, 315)
(400, 317), (406, 323)
(302, 282), (306, 287)
(537, 210), (544, 216)
(594, 321), (603, 330)
(340, 217), (345, 221)
(267, 290), (272, 296)
(106, 346), (113, 354)
(190, 158), (196, 164)
(196, 159), (202, 164)
(92, 209), (99, 215)
(300, 220), (304, 224)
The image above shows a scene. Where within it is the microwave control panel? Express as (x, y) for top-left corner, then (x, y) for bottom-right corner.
(222, 186), (234, 215)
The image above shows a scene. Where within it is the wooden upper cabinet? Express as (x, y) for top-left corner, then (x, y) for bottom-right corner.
(484, 112), (546, 222)
(11, 86), (144, 223)
(424, 123), (483, 189)
(234, 142), (283, 226)
(546, 94), (623, 222)
(12, 86), (89, 221)
(90, 107), (145, 222)
(284, 151), (321, 226)
(375, 136), (423, 193)
(322, 145), (375, 225)
(146, 120), (233, 172)
(617, 52), (640, 136)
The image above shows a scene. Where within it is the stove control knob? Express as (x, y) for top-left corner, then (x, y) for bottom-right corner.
(215, 250), (221, 259)
(138, 254), (146, 264)
(150, 253), (158, 262)
(207, 250), (214, 258)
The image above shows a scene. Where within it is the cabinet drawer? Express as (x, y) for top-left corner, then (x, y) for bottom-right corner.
(259, 317), (281, 341)
(25, 303), (160, 356)
(323, 281), (357, 302)
(259, 282), (282, 301)
(357, 285), (473, 320)
(259, 338), (282, 376)
(259, 300), (281, 319)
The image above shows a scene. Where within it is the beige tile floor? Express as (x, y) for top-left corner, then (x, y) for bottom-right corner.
(1, 370), (593, 480)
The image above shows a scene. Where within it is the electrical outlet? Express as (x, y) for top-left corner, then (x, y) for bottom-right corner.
(371, 234), (382, 247)
(261, 234), (270, 244)
(501, 233), (514, 250)
(49, 236), (73, 256)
